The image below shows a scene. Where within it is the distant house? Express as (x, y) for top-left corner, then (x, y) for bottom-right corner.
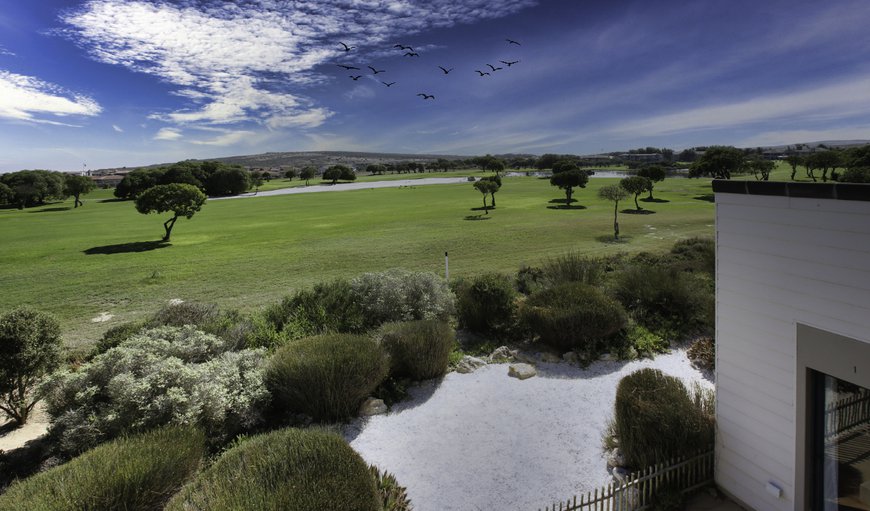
(91, 174), (126, 188)
(619, 153), (664, 163)
(714, 180), (870, 510)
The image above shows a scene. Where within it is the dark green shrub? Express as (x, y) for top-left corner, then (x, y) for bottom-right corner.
(378, 320), (454, 380)
(0, 426), (205, 511)
(454, 273), (517, 337)
(92, 321), (146, 357)
(668, 237), (715, 275)
(371, 465), (413, 511)
(165, 428), (379, 511)
(613, 368), (714, 469)
(265, 333), (389, 421)
(267, 279), (365, 336)
(515, 265), (544, 295)
(521, 282), (627, 353)
(837, 167), (870, 183)
(539, 252), (605, 288)
(0, 307), (62, 425)
(687, 336), (715, 370)
(613, 263), (713, 338)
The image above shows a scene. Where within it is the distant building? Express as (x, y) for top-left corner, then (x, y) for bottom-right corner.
(619, 153), (664, 163)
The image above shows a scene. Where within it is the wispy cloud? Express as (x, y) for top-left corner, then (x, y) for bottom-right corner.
(0, 46), (14, 57)
(0, 70), (101, 125)
(154, 127), (182, 140)
(61, 0), (536, 132)
(112, 124), (123, 132)
(606, 74), (870, 137)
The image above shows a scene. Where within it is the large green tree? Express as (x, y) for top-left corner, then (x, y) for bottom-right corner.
(620, 176), (652, 210)
(808, 150), (841, 182)
(0, 307), (61, 425)
(135, 183), (207, 241)
(689, 146), (745, 179)
(0, 170), (67, 208)
(323, 165), (354, 184)
(637, 165), (666, 199)
(64, 174), (97, 208)
(598, 184), (629, 240)
(299, 166), (317, 186)
(549, 169), (588, 205)
(480, 175), (502, 207)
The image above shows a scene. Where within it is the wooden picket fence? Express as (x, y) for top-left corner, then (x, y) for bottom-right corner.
(538, 449), (714, 511)
(825, 389), (870, 439)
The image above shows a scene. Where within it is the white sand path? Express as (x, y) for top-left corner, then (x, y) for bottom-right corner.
(209, 177), (470, 200)
(347, 349), (712, 511)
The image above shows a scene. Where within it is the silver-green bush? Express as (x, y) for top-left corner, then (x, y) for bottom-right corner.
(350, 269), (456, 329)
(42, 326), (268, 455)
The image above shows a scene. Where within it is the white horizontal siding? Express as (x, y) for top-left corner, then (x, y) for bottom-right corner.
(715, 192), (870, 510)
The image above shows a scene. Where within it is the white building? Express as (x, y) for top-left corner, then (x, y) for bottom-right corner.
(714, 180), (870, 510)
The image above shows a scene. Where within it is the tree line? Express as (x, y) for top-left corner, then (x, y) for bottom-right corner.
(0, 170), (96, 209)
(688, 144), (870, 182)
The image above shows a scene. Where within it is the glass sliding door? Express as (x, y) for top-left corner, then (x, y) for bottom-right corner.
(814, 371), (870, 510)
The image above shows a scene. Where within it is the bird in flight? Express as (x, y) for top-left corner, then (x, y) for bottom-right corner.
(500, 60), (520, 67)
(394, 44), (413, 51)
(417, 93), (435, 100)
(506, 38), (521, 45)
(349, 75), (362, 80)
(381, 81), (396, 87)
(475, 70), (491, 76)
(438, 66), (454, 74)
(336, 64), (360, 70)
(368, 66), (386, 74)
(404, 52), (419, 57)
(339, 42), (355, 52)
(486, 64), (503, 72)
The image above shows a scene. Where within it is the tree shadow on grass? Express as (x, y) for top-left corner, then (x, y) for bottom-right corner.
(464, 214), (491, 221)
(98, 198), (129, 203)
(640, 197), (670, 203)
(621, 209), (656, 215)
(84, 240), (169, 255)
(470, 206), (495, 211)
(595, 235), (633, 244)
(694, 194), (715, 202)
(548, 198), (577, 204)
(547, 204), (587, 210)
(27, 207), (71, 213)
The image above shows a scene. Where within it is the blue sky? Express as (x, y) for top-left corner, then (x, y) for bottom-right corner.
(1, 0), (870, 171)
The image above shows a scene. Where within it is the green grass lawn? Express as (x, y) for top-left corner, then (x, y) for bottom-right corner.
(0, 175), (715, 348)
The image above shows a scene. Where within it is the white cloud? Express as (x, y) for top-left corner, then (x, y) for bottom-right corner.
(112, 124), (123, 132)
(61, 0), (536, 132)
(154, 127), (182, 140)
(607, 75), (870, 137)
(738, 126), (870, 148)
(0, 46), (14, 57)
(189, 129), (255, 146)
(0, 71), (102, 125)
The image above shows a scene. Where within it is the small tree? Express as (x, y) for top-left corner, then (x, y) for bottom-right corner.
(620, 176), (651, 210)
(323, 165), (352, 185)
(64, 174), (96, 208)
(339, 166), (357, 182)
(785, 155), (802, 181)
(689, 146), (745, 179)
(135, 183), (207, 242)
(480, 175), (502, 207)
(473, 179), (498, 214)
(637, 165), (666, 199)
(747, 158), (775, 181)
(0, 307), (61, 425)
(250, 172), (264, 193)
(284, 169), (298, 181)
(299, 166), (316, 186)
(549, 169), (588, 204)
(598, 184), (629, 240)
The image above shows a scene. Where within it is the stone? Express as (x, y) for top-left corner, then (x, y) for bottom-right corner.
(488, 346), (517, 363)
(562, 351), (580, 364)
(359, 397), (388, 416)
(455, 355), (487, 374)
(606, 448), (625, 469)
(508, 363), (537, 380)
(611, 466), (631, 484)
(600, 352), (615, 361)
(539, 352), (561, 363)
(514, 350), (537, 364)
(168, 298), (185, 305)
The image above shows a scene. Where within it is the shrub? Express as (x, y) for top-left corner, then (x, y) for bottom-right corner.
(378, 320), (455, 380)
(267, 279), (364, 336)
(687, 336), (715, 371)
(613, 368), (714, 469)
(837, 167), (870, 183)
(266, 333), (389, 421)
(371, 465), (413, 511)
(668, 237), (715, 275)
(92, 320), (146, 357)
(515, 265), (544, 295)
(351, 269), (455, 329)
(166, 428), (379, 511)
(0, 307), (62, 425)
(539, 253), (605, 288)
(42, 326), (268, 455)
(0, 426), (205, 511)
(151, 301), (220, 328)
(521, 282), (627, 353)
(612, 263), (713, 338)
(454, 273), (517, 337)
(626, 324), (669, 358)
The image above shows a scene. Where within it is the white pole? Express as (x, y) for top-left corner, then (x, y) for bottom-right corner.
(445, 251), (449, 281)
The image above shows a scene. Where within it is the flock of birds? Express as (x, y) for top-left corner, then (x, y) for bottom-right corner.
(334, 38), (522, 100)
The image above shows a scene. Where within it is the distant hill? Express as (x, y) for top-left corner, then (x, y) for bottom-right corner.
(755, 140), (870, 152)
